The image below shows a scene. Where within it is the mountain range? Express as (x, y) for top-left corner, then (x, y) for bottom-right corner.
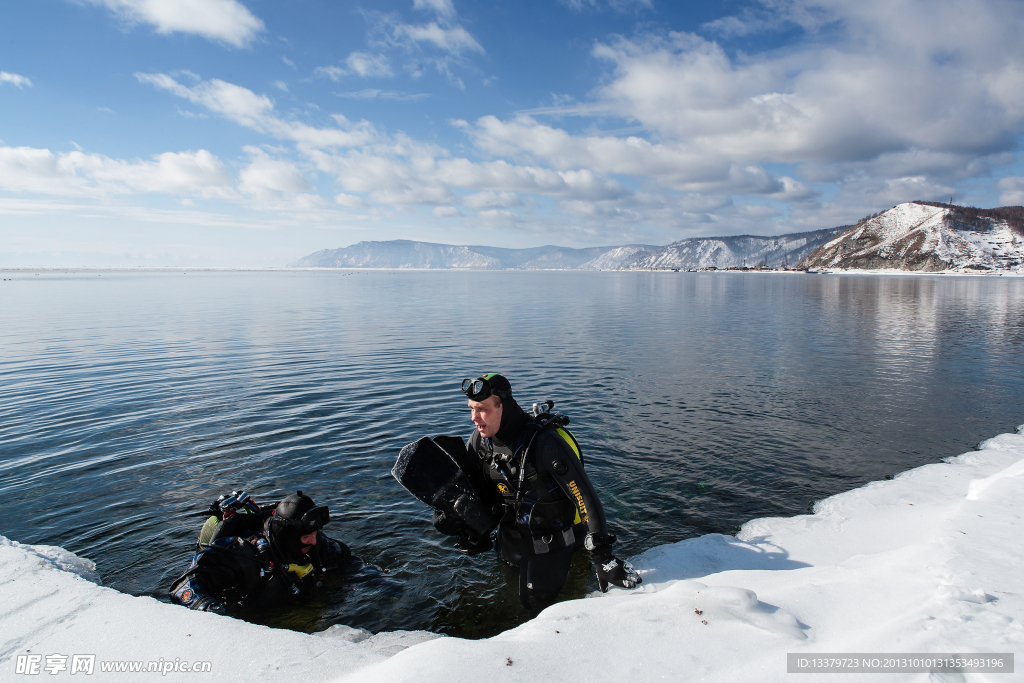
(291, 202), (1024, 272)
(292, 228), (843, 271)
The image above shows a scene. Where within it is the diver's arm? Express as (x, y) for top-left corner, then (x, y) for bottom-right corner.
(169, 539), (256, 611)
(534, 431), (641, 592)
(317, 533), (360, 572)
(533, 431), (609, 536)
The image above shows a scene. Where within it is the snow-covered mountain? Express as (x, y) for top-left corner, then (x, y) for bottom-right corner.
(799, 202), (1024, 272)
(578, 245), (658, 270)
(620, 228), (844, 270)
(290, 230), (839, 271)
(290, 240), (658, 269)
(293, 207), (1024, 272)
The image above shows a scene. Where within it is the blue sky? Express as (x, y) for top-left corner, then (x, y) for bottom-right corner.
(3, 0), (1024, 266)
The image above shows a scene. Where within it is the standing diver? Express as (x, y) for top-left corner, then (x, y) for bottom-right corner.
(435, 373), (641, 613)
(169, 491), (360, 612)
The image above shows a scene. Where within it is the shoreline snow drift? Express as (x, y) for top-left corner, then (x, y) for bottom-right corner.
(4, 426), (1023, 681)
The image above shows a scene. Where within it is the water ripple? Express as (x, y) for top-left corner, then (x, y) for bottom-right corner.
(1, 270), (1023, 637)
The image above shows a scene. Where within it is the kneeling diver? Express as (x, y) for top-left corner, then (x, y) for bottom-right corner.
(170, 490), (360, 612)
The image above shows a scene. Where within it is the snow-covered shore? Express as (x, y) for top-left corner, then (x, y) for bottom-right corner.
(4, 427), (1023, 682)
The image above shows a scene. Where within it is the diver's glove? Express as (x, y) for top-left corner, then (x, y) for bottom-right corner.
(594, 556), (642, 592)
(585, 532), (642, 592)
(454, 532), (493, 555)
(432, 509), (462, 536)
(171, 578), (226, 613)
(191, 596), (226, 613)
(434, 508), (494, 555)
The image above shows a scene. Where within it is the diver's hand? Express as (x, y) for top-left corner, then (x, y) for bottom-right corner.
(454, 532), (492, 555)
(594, 556), (642, 592)
(192, 596), (226, 613)
(432, 509), (461, 536)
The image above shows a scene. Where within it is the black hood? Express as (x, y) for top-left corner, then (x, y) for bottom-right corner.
(264, 492), (318, 564)
(492, 395), (530, 448)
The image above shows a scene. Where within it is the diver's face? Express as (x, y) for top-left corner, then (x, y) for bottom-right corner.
(300, 532), (317, 554)
(468, 396), (503, 438)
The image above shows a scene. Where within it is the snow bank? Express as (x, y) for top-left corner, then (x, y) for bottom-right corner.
(0, 539), (437, 681)
(4, 427), (1023, 681)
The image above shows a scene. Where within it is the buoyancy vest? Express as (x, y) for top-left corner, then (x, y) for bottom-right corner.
(480, 414), (586, 542)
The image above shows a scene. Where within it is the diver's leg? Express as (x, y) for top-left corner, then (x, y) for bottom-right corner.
(518, 547), (573, 614)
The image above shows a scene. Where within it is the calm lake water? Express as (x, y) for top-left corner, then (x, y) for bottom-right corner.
(1, 270), (1022, 638)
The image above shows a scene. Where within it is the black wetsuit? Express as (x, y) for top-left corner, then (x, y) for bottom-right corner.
(169, 512), (358, 611)
(466, 399), (611, 612)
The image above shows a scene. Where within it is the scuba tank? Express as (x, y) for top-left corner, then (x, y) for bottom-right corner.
(196, 490), (264, 549)
(510, 400), (586, 554)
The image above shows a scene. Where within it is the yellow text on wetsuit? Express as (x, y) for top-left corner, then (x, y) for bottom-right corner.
(568, 480), (588, 518)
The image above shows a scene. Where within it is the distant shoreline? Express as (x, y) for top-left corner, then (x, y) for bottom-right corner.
(1, 266), (1020, 276)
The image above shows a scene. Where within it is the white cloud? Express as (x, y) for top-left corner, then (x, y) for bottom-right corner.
(0, 145), (235, 198)
(272, 81), (289, 92)
(136, 73), (377, 150)
(461, 191), (522, 209)
(345, 51), (394, 78)
(365, 6), (483, 57)
(478, 208), (516, 220)
(335, 193), (369, 208)
(0, 146), (87, 195)
(589, 1), (1024, 169)
(176, 106), (206, 119)
(315, 52), (393, 81)
(560, 0), (652, 11)
(305, 140), (631, 212)
(465, 114), (790, 195)
(393, 22), (483, 55)
(86, 0), (264, 48)
(0, 72), (32, 88)
(700, 6), (785, 38)
(137, 72), (272, 125)
(442, 0), (1024, 234)
(414, 0), (456, 19)
(314, 66), (345, 81)
(81, 149), (237, 197)
(356, 6), (483, 92)
(996, 176), (1024, 205)
(769, 176), (816, 202)
(238, 146), (312, 202)
(75, 0), (1023, 245)
(334, 89), (430, 101)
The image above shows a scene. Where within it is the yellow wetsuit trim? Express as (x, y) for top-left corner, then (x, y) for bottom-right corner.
(285, 563), (314, 579)
(556, 428), (580, 459)
(556, 427), (584, 524)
